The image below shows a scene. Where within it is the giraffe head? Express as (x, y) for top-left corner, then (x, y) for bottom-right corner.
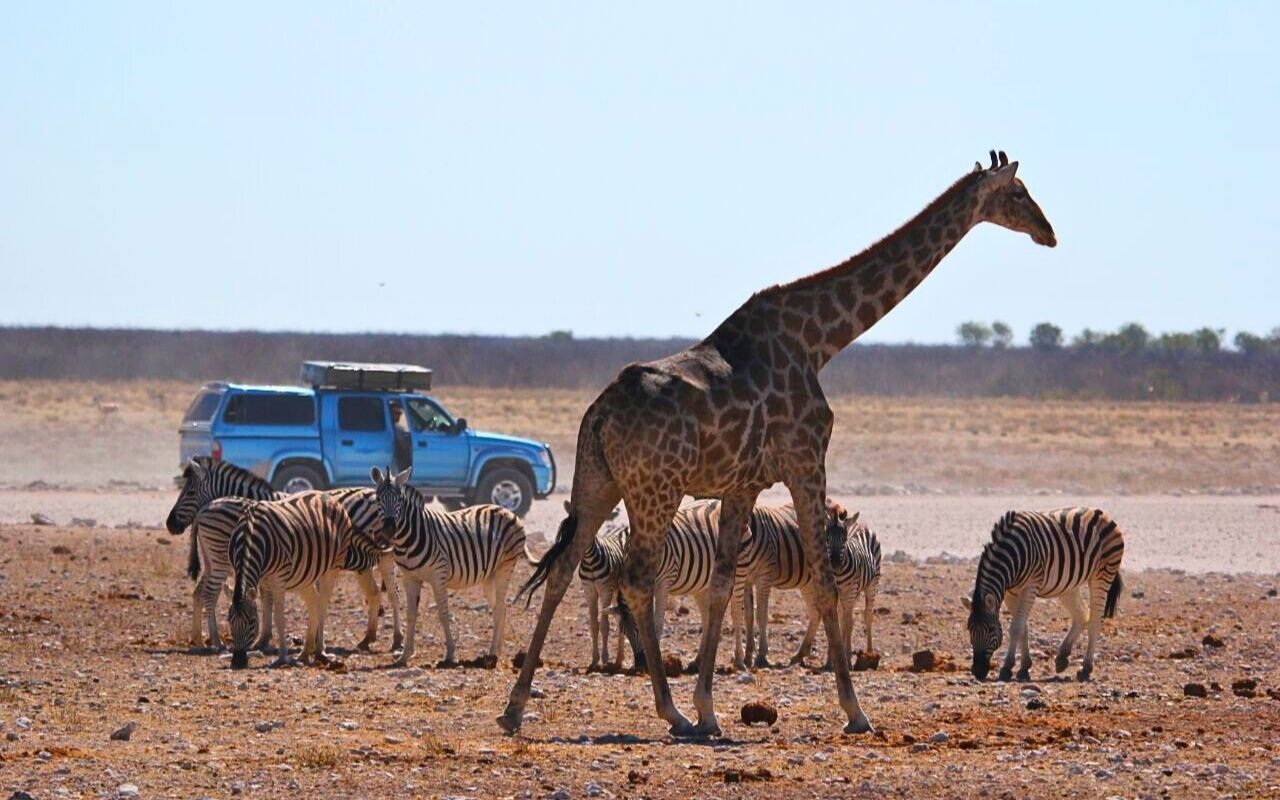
(972, 150), (1056, 248)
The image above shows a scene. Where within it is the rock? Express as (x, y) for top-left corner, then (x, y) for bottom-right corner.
(5, 732), (18, 741)
(1231, 678), (1257, 698)
(529, 687), (547, 699)
(51, 544), (72, 555)
(910, 742), (930, 753)
(1130, 589), (1145, 599)
(740, 700), (778, 726)
(662, 654), (683, 677)
(735, 671), (755, 684)
(110, 721), (139, 741)
(70, 517), (98, 528)
(1183, 683), (1208, 698)
(1201, 634), (1225, 648)
(1267, 688), (1280, 702)
(928, 731), (949, 744)
(31, 513), (55, 526)
(9, 791), (36, 800)
(627, 770), (647, 785)
(853, 651), (880, 671)
(254, 721), (278, 733)
(585, 782), (604, 796)
(339, 720), (358, 731)
(911, 650), (936, 671)
(384, 734), (403, 745)
(1026, 698), (1048, 710)
(117, 785), (140, 799)
(1167, 647), (1198, 659)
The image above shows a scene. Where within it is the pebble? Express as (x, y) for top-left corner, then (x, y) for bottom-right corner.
(254, 721), (277, 733)
(339, 720), (358, 730)
(929, 731), (950, 744)
(15, 717), (31, 730)
(586, 783), (604, 797)
(384, 734), (403, 745)
(117, 784), (140, 799)
(735, 672), (755, 684)
(111, 721), (140, 741)
(910, 743), (930, 753)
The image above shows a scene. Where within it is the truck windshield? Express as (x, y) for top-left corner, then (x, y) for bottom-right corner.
(182, 391), (223, 423)
(405, 397), (455, 433)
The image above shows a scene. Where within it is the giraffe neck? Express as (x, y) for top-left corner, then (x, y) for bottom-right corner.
(713, 171), (985, 372)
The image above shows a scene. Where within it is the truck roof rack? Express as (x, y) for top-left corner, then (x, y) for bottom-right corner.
(300, 361), (433, 391)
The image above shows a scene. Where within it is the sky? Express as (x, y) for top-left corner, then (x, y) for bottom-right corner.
(2, 3), (1277, 345)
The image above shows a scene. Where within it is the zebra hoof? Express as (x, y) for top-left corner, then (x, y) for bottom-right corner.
(1054, 654), (1070, 673)
(1076, 667), (1093, 682)
(355, 638), (373, 653)
(997, 668), (1013, 682)
(392, 635), (404, 652)
(844, 713), (874, 735)
(1015, 669), (1031, 682)
(436, 658), (459, 669)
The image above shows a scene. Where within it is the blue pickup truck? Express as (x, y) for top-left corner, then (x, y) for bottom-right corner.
(177, 362), (555, 516)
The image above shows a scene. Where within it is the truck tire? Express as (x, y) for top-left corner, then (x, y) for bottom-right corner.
(272, 463), (326, 494)
(475, 468), (534, 517)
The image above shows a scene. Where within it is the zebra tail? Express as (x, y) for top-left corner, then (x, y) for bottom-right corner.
(1104, 572), (1123, 619)
(515, 511), (577, 608)
(610, 591), (645, 672)
(187, 524), (201, 581)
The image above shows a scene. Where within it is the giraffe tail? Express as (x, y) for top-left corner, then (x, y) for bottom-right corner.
(516, 511), (576, 607)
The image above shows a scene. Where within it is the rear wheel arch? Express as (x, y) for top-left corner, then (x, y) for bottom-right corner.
(271, 459), (328, 493)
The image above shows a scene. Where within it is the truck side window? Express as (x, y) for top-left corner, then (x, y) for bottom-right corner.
(222, 394), (315, 426)
(405, 398), (453, 433)
(338, 397), (387, 432)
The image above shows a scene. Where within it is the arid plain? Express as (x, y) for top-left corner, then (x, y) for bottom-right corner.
(1, 381), (1278, 798)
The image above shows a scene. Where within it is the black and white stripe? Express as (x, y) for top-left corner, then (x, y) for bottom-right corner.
(577, 515), (630, 669)
(791, 512), (882, 667)
(372, 466), (533, 667)
(166, 458), (399, 651)
(964, 507), (1125, 682)
(228, 492), (388, 669)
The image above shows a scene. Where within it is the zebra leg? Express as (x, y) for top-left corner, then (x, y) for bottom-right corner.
(755, 583), (775, 668)
(379, 555), (403, 653)
(730, 585), (746, 671)
(691, 493), (753, 737)
(488, 570), (511, 664)
(201, 572), (225, 651)
(429, 576), (456, 666)
(393, 577), (422, 667)
(1001, 590), (1036, 681)
(254, 585), (276, 653)
(353, 567), (381, 652)
(190, 576), (207, 648)
(585, 583), (602, 669)
(742, 583), (756, 668)
(314, 573), (336, 662)
(270, 586), (292, 668)
(862, 579), (878, 655)
(296, 582), (325, 665)
(1079, 578), (1110, 681)
(1055, 588), (1087, 673)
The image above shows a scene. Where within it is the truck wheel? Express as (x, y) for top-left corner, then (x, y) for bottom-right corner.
(476, 468), (533, 517)
(272, 464), (326, 494)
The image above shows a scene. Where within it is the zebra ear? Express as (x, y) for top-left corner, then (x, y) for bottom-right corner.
(188, 458), (208, 481)
(849, 511), (860, 525)
(393, 467), (412, 488)
(370, 466), (384, 485)
(960, 596), (972, 611)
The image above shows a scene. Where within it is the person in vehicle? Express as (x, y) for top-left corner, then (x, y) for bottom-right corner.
(390, 401), (412, 474)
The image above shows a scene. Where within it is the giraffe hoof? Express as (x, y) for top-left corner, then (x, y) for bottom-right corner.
(496, 709), (523, 735)
(666, 716), (697, 738)
(1054, 654), (1070, 673)
(355, 638), (373, 653)
(692, 719), (722, 737)
(844, 713), (874, 735)
(1015, 669), (1031, 682)
(392, 635), (404, 652)
(1076, 668), (1093, 682)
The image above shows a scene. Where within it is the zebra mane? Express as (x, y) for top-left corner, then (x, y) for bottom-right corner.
(209, 459), (274, 495)
(401, 481), (430, 511)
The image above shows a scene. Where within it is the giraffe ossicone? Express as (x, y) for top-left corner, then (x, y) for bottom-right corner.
(499, 151), (1057, 737)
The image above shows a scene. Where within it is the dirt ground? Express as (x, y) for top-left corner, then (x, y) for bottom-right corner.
(1, 381), (1279, 798)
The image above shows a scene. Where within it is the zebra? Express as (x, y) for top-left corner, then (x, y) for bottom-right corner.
(166, 457), (400, 652)
(576, 506), (632, 670)
(371, 466), (535, 667)
(789, 509), (882, 668)
(962, 507), (1125, 682)
(559, 499), (749, 671)
(228, 492), (389, 669)
(730, 499), (870, 668)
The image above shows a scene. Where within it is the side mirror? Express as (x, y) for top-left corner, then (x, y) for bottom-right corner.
(454, 418), (468, 435)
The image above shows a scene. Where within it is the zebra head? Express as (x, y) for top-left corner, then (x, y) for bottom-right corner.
(962, 589), (1002, 680)
(166, 457), (214, 534)
(370, 465), (412, 539)
(227, 506), (261, 669)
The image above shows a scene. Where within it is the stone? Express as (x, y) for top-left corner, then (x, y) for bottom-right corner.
(740, 700), (778, 727)
(1231, 678), (1257, 698)
(853, 651), (881, 671)
(31, 513), (55, 526)
(110, 721), (139, 741)
(929, 731), (950, 744)
(662, 654), (683, 677)
(1026, 698), (1047, 711)
(1201, 634), (1225, 648)
(1183, 683), (1208, 698)
(117, 785), (140, 799)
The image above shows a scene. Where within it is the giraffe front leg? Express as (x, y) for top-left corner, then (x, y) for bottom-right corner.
(690, 493), (754, 736)
(499, 499), (621, 734)
(788, 478), (871, 734)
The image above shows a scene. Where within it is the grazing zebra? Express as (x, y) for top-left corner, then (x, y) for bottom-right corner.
(577, 507), (631, 670)
(228, 493), (388, 669)
(371, 466), (534, 667)
(789, 509), (882, 668)
(166, 457), (400, 651)
(962, 507), (1125, 682)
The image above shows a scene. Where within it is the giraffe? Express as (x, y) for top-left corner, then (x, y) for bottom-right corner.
(501, 151), (1057, 737)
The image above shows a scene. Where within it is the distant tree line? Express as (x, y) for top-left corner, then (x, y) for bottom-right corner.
(2, 326), (1278, 403)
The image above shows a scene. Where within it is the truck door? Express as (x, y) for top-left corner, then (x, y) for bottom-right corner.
(329, 394), (394, 485)
(404, 396), (471, 487)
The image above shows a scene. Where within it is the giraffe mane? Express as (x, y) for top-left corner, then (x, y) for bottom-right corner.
(760, 168), (984, 295)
